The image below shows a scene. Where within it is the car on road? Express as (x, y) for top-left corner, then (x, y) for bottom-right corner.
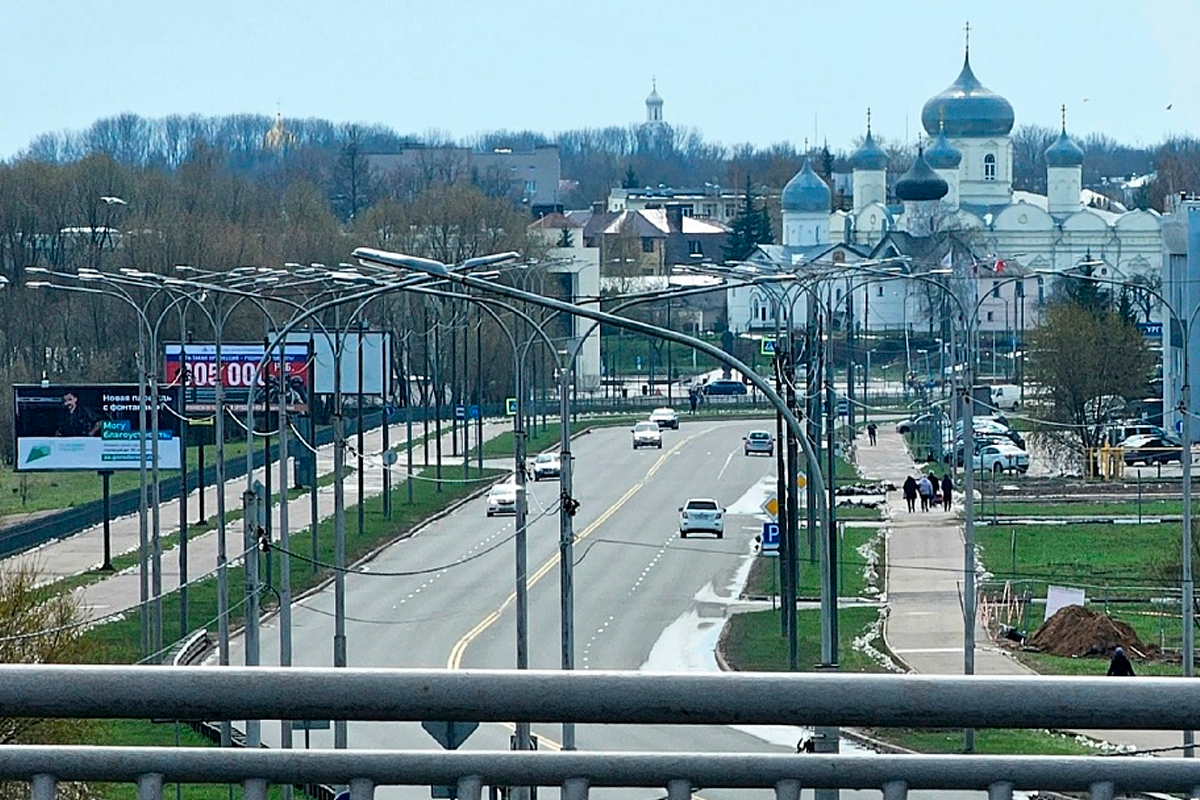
(972, 443), (1030, 474)
(485, 481), (520, 516)
(530, 452), (561, 481)
(1120, 434), (1184, 465)
(743, 430), (775, 456)
(702, 379), (748, 396)
(631, 420), (663, 449)
(678, 498), (724, 538)
(649, 406), (680, 429)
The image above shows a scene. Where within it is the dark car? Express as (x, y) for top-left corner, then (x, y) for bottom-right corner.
(1121, 434), (1184, 465)
(703, 380), (748, 396)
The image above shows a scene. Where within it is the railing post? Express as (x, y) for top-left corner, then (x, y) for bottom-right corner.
(457, 776), (483, 800)
(137, 773), (164, 800)
(882, 780), (907, 800)
(243, 778), (269, 800)
(562, 777), (589, 800)
(31, 773), (56, 800)
(667, 778), (691, 800)
(350, 777), (375, 800)
(775, 778), (801, 800)
(1088, 781), (1115, 800)
(988, 781), (1014, 800)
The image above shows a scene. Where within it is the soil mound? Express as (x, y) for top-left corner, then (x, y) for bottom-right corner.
(1026, 605), (1154, 659)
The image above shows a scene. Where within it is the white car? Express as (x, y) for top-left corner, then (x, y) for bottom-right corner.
(530, 452), (561, 481)
(485, 482), (521, 516)
(649, 406), (679, 430)
(632, 421), (663, 449)
(972, 443), (1030, 474)
(679, 498), (724, 538)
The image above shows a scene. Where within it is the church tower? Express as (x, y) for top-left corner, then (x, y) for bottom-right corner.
(1045, 105), (1085, 215)
(849, 110), (888, 211)
(920, 26), (1014, 207)
(925, 117), (963, 210)
(645, 80), (664, 124)
(896, 148), (949, 237)
(781, 157), (832, 246)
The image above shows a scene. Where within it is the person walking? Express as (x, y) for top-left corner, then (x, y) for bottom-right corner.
(917, 474), (933, 512)
(941, 473), (954, 511)
(1107, 646), (1136, 676)
(867, 421), (878, 446)
(902, 475), (918, 513)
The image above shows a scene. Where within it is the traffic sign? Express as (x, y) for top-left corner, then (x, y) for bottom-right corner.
(293, 719), (330, 730)
(760, 338), (777, 356)
(837, 397), (849, 417)
(384, 404), (396, 419)
(422, 720), (479, 750)
(1178, 420), (1185, 434)
(334, 792), (350, 800)
(760, 494), (779, 521)
(761, 522), (780, 553)
(505, 397), (517, 416)
(468, 404), (480, 420)
(455, 404), (466, 420)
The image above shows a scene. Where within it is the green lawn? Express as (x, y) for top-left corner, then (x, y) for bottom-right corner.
(975, 500), (1183, 518)
(865, 727), (1095, 755)
(719, 606), (888, 672)
(743, 526), (882, 600)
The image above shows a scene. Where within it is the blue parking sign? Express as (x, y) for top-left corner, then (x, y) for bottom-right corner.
(761, 522), (780, 554)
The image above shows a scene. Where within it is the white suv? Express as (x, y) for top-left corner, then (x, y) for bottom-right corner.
(632, 421), (663, 449)
(679, 498), (724, 538)
(649, 406), (679, 429)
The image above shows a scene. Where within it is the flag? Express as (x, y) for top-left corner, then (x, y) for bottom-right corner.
(993, 258), (1006, 273)
(940, 250), (953, 269)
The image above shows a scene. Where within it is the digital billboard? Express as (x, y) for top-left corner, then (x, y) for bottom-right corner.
(162, 343), (311, 413)
(14, 385), (182, 472)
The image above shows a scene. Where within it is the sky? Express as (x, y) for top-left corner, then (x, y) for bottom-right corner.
(4, 0), (1199, 160)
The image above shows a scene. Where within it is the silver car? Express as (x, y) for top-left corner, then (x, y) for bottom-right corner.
(632, 421), (663, 449)
(743, 430), (774, 456)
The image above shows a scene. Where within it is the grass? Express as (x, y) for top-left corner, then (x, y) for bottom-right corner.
(864, 727), (1095, 755)
(719, 606), (888, 672)
(743, 526), (882, 600)
(975, 499), (1183, 518)
(834, 504), (884, 520)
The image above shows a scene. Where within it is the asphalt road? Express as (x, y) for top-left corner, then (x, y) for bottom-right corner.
(225, 418), (996, 800)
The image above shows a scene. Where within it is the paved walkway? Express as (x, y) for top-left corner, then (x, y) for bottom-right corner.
(857, 425), (1188, 756)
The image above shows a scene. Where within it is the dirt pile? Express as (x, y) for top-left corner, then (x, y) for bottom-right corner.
(1026, 605), (1154, 659)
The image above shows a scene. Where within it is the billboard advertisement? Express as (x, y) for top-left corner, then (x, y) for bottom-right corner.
(163, 343), (311, 413)
(282, 330), (390, 396)
(14, 385), (183, 472)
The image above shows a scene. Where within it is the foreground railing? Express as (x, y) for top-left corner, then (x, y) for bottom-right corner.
(2, 666), (1198, 799)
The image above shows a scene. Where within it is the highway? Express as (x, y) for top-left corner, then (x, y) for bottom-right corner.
(226, 417), (982, 800)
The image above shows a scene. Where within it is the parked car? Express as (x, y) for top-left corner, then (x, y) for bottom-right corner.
(896, 413), (936, 434)
(632, 420), (663, 449)
(1120, 434), (1183, 465)
(744, 430), (775, 456)
(1105, 422), (1167, 446)
(702, 379), (748, 396)
(679, 498), (724, 538)
(485, 481), (520, 517)
(530, 452), (561, 481)
(972, 443), (1030, 474)
(649, 406), (680, 429)
(989, 384), (1022, 411)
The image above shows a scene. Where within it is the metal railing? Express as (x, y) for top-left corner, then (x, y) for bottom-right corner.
(3, 666), (1200, 799)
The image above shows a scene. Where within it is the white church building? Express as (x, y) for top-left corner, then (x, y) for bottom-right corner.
(728, 41), (1163, 338)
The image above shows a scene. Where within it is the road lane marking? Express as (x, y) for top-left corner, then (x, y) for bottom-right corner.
(447, 434), (698, 670)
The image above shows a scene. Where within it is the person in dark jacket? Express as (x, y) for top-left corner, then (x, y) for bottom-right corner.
(1107, 646), (1135, 676)
(941, 473), (954, 511)
(902, 475), (918, 513)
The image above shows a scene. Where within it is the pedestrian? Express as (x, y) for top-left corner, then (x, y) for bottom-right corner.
(902, 475), (918, 513)
(941, 473), (954, 511)
(688, 389), (698, 415)
(1107, 646), (1136, 676)
(867, 421), (878, 446)
(917, 474), (933, 512)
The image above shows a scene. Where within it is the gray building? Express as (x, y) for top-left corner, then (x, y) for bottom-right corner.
(366, 145), (561, 209)
(1161, 197), (1200, 441)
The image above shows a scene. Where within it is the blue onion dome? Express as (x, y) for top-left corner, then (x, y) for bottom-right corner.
(850, 129), (889, 171)
(646, 85), (663, 107)
(1045, 126), (1084, 168)
(925, 123), (962, 169)
(895, 148), (948, 202)
(921, 52), (1015, 137)
(781, 158), (832, 213)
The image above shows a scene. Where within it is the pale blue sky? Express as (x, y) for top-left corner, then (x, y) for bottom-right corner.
(4, 0), (1197, 159)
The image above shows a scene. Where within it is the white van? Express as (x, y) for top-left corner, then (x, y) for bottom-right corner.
(989, 384), (1022, 411)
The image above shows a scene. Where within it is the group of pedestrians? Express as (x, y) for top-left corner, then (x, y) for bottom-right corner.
(902, 472), (954, 512)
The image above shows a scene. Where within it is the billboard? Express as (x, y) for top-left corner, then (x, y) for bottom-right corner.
(14, 385), (183, 472)
(163, 343), (311, 413)
(282, 330), (391, 396)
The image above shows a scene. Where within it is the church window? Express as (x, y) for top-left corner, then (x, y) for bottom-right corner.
(1037, 277), (1045, 304)
(992, 280), (1001, 298)
(724, 204), (736, 218)
(877, 285), (884, 298)
(984, 154), (996, 181)
(703, 203), (717, 217)
(986, 311), (994, 322)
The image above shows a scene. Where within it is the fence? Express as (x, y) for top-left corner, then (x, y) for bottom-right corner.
(2, 666), (1200, 799)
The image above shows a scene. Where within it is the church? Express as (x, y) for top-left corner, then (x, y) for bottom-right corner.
(731, 36), (1163, 340)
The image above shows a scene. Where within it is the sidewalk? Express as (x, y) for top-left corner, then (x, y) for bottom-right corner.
(8, 419), (517, 622)
(856, 425), (1186, 756)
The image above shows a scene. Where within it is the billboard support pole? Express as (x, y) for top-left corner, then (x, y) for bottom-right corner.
(99, 471), (114, 572)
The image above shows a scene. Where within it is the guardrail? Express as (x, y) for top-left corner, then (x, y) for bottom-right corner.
(1, 666), (1198, 800)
